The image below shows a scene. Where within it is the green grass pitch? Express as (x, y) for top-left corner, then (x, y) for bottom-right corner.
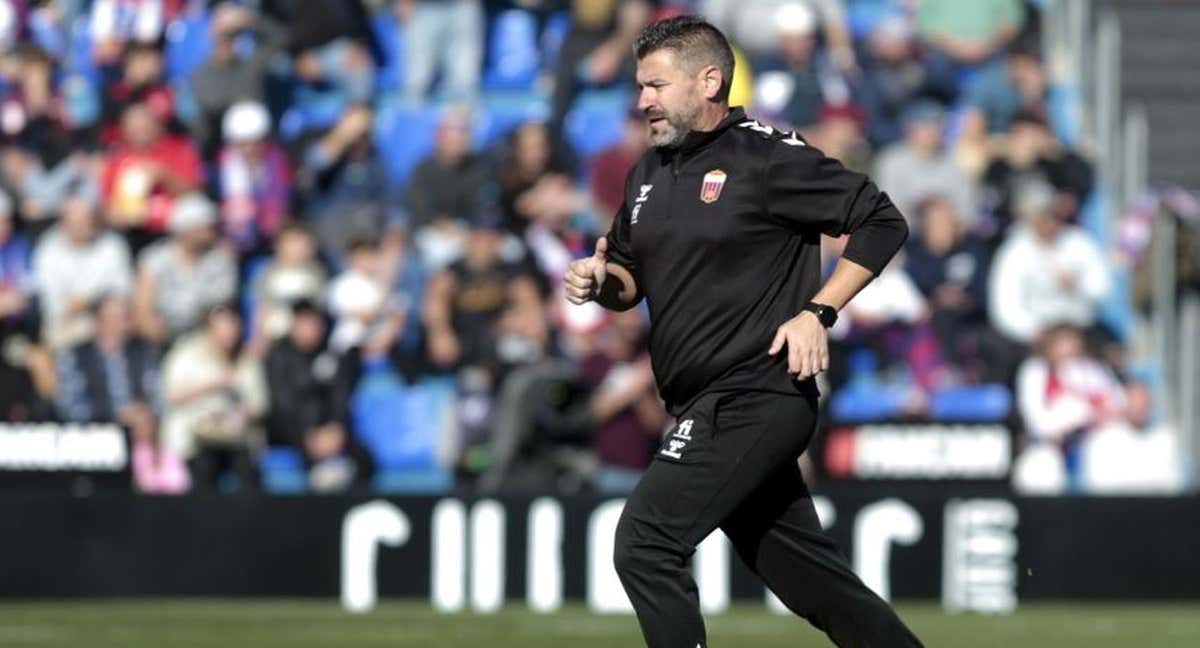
(1, 600), (1198, 647)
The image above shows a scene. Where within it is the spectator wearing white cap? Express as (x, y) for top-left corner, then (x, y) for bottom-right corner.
(987, 179), (1110, 347)
(218, 100), (293, 253)
(751, 2), (851, 130)
(133, 193), (237, 343)
(701, 0), (856, 72)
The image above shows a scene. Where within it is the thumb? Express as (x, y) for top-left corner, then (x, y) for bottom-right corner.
(768, 327), (786, 356)
(594, 236), (608, 260)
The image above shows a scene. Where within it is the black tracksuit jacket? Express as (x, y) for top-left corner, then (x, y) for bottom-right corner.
(604, 106), (907, 416)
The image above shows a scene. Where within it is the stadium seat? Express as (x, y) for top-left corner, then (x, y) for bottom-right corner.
(164, 11), (213, 82)
(475, 91), (551, 147)
(482, 10), (540, 91)
(374, 101), (442, 186)
(371, 11), (406, 95)
(351, 362), (454, 493)
(65, 16), (100, 86)
(278, 91), (346, 141)
(261, 446), (308, 494)
(929, 385), (1012, 422)
(563, 89), (633, 159)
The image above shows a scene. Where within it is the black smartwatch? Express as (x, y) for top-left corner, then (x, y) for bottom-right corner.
(802, 301), (838, 328)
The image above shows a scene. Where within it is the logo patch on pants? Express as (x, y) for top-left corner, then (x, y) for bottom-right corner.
(659, 419), (695, 460)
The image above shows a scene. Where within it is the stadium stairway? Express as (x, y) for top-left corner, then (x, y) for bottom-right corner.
(1105, 0), (1200, 189)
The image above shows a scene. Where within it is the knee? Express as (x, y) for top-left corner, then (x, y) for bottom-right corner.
(612, 512), (682, 581)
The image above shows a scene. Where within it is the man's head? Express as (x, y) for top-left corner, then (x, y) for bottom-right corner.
(901, 100), (945, 156)
(169, 193), (219, 251)
(434, 108), (473, 164)
(123, 42), (164, 86)
(289, 299), (327, 352)
(345, 237), (380, 275)
(223, 100), (272, 157)
(1038, 323), (1086, 366)
(274, 223), (316, 266)
(120, 102), (163, 148)
(634, 16), (734, 148)
(61, 194), (99, 245)
(917, 195), (963, 254)
(1015, 178), (1062, 243)
(94, 294), (132, 342)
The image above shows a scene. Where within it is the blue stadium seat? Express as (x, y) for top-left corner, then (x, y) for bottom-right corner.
(164, 11), (212, 82)
(371, 11), (406, 95)
(374, 101), (442, 186)
(483, 9), (540, 91)
(929, 385), (1012, 422)
(66, 16), (100, 85)
(564, 89), (633, 158)
(351, 362), (454, 493)
(260, 447), (308, 494)
(278, 90), (346, 140)
(474, 91), (551, 147)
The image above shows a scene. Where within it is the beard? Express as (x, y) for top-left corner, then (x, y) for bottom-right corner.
(647, 99), (703, 148)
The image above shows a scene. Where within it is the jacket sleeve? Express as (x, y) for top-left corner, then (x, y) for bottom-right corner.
(603, 167), (639, 277)
(765, 140), (908, 275)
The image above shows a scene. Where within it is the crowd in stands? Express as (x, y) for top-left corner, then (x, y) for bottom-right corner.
(0, 0), (1169, 495)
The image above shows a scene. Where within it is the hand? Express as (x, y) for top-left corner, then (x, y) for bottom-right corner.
(564, 237), (609, 305)
(767, 311), (829, 380)
(428, 328), (460, 367)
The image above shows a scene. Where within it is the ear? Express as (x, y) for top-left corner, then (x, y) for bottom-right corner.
(699, 65), (723, 101)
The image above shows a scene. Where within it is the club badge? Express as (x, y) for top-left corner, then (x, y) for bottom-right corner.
(700, 169), (727, 204)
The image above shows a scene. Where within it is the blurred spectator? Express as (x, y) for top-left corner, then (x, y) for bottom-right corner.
(265, 300), (374, 492)
(580, 308), (665, 493)
(133, 193), (237, 343)
(0, 190), (43, 421)
(916, 0), (1025, 101)
(260, 0), (379, 106)
(0, 190), (32, 327)
(190, 2), (273, 155)
(423, 216), (540, 374)
(985, 180), (1109, 382)
(981, 111), (1094, 241)
(550, 0), (648, 134)
(874, 100), (977, 226)
(406, 109), (488, 231)
(161, 303), (266, 493)
(854, 16), (926, 147)
(964, 44), (1048, 135)
(100, 42), (174, 141)
(1016, 324), (1124, 477)
(398, 0), (483, 103)
(0, 0), (29, 52)
(55, 294), (188, 493)
(327, 237), (404, 359)
(90, 0), (178, 68)
(299, 106), (390, 266)
(591, 107), (648, 219)
(702, 0), (856, 73)
(379, 221), (426, 359)
(832, 249), (946, 394)
(250, 223), (327, 343)
(101, 101), (205, 239)
(905, 196), (990, 377)
(33, 193), (133, 349)
(753, 2), (850, 131)
(804, 103), (870, 173)
(498, 120), (574, 235)
(218, 100), (292, 253)
(988, 180), (1109, 343)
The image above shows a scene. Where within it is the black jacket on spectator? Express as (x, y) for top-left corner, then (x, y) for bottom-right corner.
(260, 0), (382, 62)
(56, 340), (159, 423)
(264, 339), (354, 446)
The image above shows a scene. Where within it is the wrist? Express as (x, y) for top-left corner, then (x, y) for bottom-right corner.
(801, 301), (838, 328)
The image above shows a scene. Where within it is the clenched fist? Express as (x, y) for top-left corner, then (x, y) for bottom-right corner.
(564, 237), (609, 305)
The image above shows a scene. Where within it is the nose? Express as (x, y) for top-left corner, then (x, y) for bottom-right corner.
(636, 88), (654, 114)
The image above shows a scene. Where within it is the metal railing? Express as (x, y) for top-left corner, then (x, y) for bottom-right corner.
(1049, 0), (1196, 487)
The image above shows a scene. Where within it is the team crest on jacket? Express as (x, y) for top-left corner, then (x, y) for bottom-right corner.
(700, 169), (727, 204)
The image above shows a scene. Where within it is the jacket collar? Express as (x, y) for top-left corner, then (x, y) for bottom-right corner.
(668, 106), (746, 156)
